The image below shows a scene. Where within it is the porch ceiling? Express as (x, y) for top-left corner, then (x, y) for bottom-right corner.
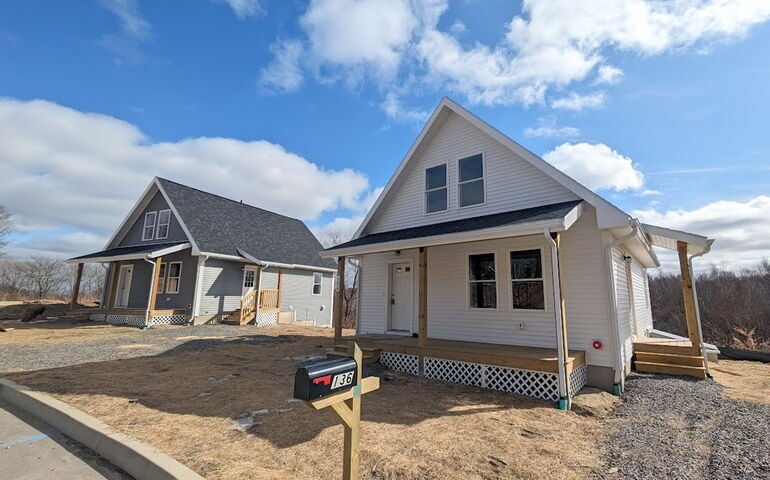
(67, 242), (191, 264)
(642, 223), (713, 255)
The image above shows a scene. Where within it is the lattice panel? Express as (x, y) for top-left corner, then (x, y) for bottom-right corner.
(424, 357), (559, 401)
(569, 364), (588, 398)
(255, 312), (278, 327)
(105, 314), (145, 326)
(149, 314), (188, 326)
(380, 352), (419, 376)
(90, 313), (106, 322)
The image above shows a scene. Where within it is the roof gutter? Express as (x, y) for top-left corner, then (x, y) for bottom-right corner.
(688, 239), (714, 377)
(235, 249), (337, 273)
(604, 221), (638, 394)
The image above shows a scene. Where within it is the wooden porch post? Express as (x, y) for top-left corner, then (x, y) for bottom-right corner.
(276, 268), (283, 312)
(677, 241), (702, 354)
(70, 263), (84, 311)
(106, 262), (119, 309)
(418, 247), (428, 347)
(148, 256), (163, 316)
(334, 257), (345, 339)
(554, 234), (569, 363)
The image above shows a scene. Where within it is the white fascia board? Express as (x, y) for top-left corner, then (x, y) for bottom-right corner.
(67, 243), (192, 264)
(323, 218), (566, 258)
(641, 223), (711, 255)
(149, 242), (192, 258)
(103, 180), (158, 249)
(230, 249), (337, 273)
(154, 178), (202, 255)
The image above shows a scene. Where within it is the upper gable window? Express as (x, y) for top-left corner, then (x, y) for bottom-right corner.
(155, 209), (171, 240)
(312, 272), (323, 295)
(142, 212), (157, 241)
(458, 154), (485, 208)
(425, 164), (448, 214)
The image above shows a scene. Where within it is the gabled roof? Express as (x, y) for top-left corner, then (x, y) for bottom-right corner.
(96, 178), (334, 270)
(354, 97), (632, 239)
(67, 242), (190, 263)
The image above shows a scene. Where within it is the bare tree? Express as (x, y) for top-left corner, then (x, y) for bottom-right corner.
(0, 258), (24, 300)
(0, 205), (13, 255)
(316, 224), (360, 328)
(19, 257), (66, 299)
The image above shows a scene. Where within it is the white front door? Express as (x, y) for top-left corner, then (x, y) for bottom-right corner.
(242, 267), (258, 297)
(115, 265), (133, 308)
(388, 262), (413, 332)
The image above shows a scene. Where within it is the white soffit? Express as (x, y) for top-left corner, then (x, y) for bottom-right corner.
(642, 223), (712, 255)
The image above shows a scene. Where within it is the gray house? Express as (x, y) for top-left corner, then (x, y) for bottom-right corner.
(68, 177), (336, 328)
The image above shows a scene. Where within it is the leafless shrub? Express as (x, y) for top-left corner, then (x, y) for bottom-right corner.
(316, 226), (359, 328)
(0, 205), (12, 255)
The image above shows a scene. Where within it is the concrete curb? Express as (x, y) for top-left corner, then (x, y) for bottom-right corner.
(0, 378), (204, 480)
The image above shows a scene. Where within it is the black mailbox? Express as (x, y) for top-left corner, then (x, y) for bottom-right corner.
(294, 358), (358, 401)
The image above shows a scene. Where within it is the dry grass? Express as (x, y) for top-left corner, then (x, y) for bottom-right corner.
(0, 320), (146, 345)
(6, 325), (605, 480)
(710, 359), (770, 404)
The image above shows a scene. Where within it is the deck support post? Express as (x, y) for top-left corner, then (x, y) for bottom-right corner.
(70, 263), (84, 311)
(418, 247), (428, 348)
(334, 257), (346, 339)
(145, 256), (163, 328)
(677, 241), (703, 355)
(546, 230), (570, 408)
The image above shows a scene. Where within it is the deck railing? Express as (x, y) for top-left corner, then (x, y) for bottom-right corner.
(240, 289), (258, 324)
(259, 289), (279, 310)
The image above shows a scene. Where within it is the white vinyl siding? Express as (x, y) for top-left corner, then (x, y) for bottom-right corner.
(630, 258), (653, 335)
(199, 259), (243, 314)
(365, 111), (579, 234)
(612, 247), (634, 369)
(279, 270), (333, 326)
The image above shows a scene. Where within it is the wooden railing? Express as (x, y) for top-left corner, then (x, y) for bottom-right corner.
(240, 289), (258, 324)
(259, 289), (279, 310)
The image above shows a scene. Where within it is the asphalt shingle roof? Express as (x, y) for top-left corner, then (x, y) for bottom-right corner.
(157, 178), (334, 269)
(326, 200), (582, 251)
(70, 241), (189, 260)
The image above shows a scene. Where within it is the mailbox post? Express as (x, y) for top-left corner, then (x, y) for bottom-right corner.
(294, 342), (380, 480)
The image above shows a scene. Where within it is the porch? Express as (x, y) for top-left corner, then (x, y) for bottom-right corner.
(80, 308), (189, 327)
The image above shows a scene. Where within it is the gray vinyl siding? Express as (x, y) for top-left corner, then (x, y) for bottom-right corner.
(115, 192), (188, 247)
(199, 258), (244, 315)
(278, 269), (333, 326)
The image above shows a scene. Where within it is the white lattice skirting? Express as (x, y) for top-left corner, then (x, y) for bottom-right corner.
(568, 364), (588, 398)
(380, 352), (419, 376)
(255, 312), (278, 327)
(148, 314), (188, 326)
(90, 313), (146, 326)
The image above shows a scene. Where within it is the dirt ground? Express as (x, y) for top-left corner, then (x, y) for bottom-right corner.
(6, 323), (607, 480)
(0, 319), (139, 346)
(710, 359), (770, 404)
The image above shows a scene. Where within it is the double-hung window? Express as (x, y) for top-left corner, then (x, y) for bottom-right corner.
(155, 209), (171, 239)
(166, 261), (182, 294)
(312, 272), (322, 295)
(143, 212), (157, 241)
(468, 253), (497, 309)
(510, 249), (545, 310)
(458, 154), (484, 207)
(425, 164), (448, 214)
(157, 263), (167, 294)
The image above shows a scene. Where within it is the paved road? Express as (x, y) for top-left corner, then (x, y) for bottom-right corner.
(0, 399), (132, 480)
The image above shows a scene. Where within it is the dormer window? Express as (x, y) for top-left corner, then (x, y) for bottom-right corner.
(156, 209), (171, 239)
(458, 154), (485, 207)
(425, 164), (448, 214)
(142, 212), (157, 241)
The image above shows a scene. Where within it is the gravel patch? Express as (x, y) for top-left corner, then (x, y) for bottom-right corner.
(602, 372), (770, 479)
(0, 321), (292, 373)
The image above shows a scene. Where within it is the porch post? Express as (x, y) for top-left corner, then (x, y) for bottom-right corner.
(547, 231), (569, 407)
(418, 247), (428, 347)
(334, 257), (346, 339)
(106, 262), (119, 309)
(677, 241), (702, 354)
(276, 268), (283, 315)
(70, 263), (84, 311)
(147, 256), (163, 324)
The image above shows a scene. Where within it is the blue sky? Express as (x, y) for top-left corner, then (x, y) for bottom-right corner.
(1, 0), (769, 269)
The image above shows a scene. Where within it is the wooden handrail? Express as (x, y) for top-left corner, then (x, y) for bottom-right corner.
(259, 289), (279, 309)
(240, 288), (259, 324)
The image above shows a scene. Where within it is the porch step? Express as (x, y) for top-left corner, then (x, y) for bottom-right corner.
(633, 342), (699, 356)
(635, 361), (707, 379)
(331, 344), (381, 354)
(325, 348), (381, 364)
(220, 309), (253, 325)
(636, 352), (704, 367)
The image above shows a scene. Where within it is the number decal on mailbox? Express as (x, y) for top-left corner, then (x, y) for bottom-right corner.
(331, 371), (354, 389)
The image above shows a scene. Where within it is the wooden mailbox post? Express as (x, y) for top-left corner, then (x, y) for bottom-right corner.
(297, 343), (380, 479)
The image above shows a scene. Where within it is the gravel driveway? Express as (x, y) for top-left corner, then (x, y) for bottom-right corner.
(602, 373), (770, 479)
(0, 321), (291, 373)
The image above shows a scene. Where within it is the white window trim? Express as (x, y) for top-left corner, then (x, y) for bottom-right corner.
(508, 247), (546, 311)
(466, 251), (499, 311)
(457, 152), (486, 210)
(312, 272), (323, 295)
(155, 209), (171, 240)
(142, 211), (157, 241)
(166, 261), (182, 294)
(424, 163), (449, 215)
(157, 262), (167, 294)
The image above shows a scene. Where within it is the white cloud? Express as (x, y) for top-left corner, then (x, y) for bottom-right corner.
(634, 196), (770, 271)
(211, 0), (263, 19)
(0, 98), (375, 257)
(543, 142), (644, 192)
(523, 116), (580, 138)
(258, 39), (305, 93)
(450, 20), (466, 35)
(551, 91), (606, 111)
(638, 189), (662, 197)
(593, 65), (624, 85)
(101, 0), (151, 39)
(311, 216), (364, 248)
(381, 92), (430, 124)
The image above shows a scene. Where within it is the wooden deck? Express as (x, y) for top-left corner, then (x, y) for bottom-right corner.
(633, 337), (706, 378)
(337, 334), (585, 374)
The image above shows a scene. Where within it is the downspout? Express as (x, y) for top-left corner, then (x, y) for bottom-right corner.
(689, 240), (714, 377)
(544, 228), (568, 409)
(143, 256), (156, 330)
(604, 222), (638, 395)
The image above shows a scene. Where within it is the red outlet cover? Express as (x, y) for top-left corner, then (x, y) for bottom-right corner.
(592, 340), (602, 349)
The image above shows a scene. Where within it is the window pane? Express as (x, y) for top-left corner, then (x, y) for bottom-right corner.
(158, 210), (171, 224)
(144, 212), (156, 227)
(313, 284), (322, 295)
(470, 281), (497, 308)
(156, 225), (169, 239)
(169, 263), (181, 277)
(425, 164), (447, 190)
(426, 188), (447, 213)
(469, 253), (495, 281)
(168, 278), (179, 293)
(512, 281), (545, 309)
(510, 250), (542, 279)
(459, 154), (483, 182)
(143, 226), (154, 239)
(459, 179), (484, 207)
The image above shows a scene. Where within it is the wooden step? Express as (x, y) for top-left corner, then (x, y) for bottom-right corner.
(331, 344), (380, 354)
(636, 352), (704, 367)
(633, 342), (699, 356)
(325, 349), (381, 364)
(635, 361), (707, 379)
(220, 309), (253, 325)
